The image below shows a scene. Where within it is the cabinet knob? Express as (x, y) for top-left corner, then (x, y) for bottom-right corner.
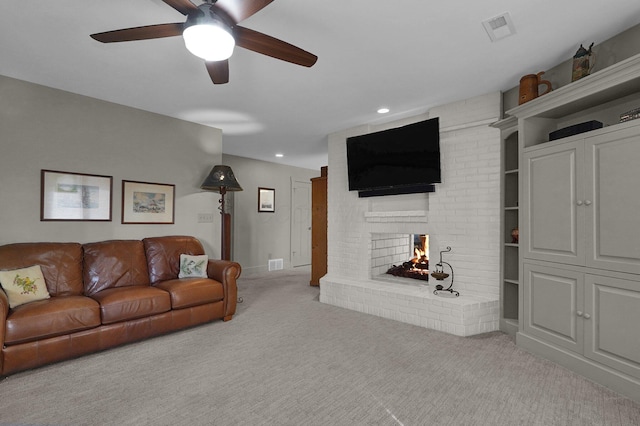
(584, 313), (591, 319)
(577, 311), (583, 316)
(584, 200), (592, 206)
(577, 200), (584, 206)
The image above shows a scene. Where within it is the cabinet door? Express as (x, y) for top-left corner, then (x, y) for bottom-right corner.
(585, 127), (640, 274)
(522, 142), (585, 265)
(585, 274), (640, 379)
(523, 263), (584, 353)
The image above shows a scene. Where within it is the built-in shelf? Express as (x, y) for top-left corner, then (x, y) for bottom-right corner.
(506, 53), (640, 120)
(502, 318), (519, 335)
(493, 117), (520, 337)
(507, 54), (640, 148)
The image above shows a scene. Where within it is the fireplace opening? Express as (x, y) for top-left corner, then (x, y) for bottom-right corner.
(386, 234), (429, 281)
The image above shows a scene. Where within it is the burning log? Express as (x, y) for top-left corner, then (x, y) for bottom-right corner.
(386, 262), (429, 281)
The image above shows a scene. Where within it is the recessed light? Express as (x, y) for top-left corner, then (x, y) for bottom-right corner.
(275, 153), (284, 158)
(377, 108), (390, 114)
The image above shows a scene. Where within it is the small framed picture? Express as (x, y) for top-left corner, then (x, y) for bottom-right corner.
(258, 187), (275, 213)
(122, 180), (175, 224)
(41, 169), (112, 221)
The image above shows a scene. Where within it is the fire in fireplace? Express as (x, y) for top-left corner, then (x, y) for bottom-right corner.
(386, 234), (429, 281)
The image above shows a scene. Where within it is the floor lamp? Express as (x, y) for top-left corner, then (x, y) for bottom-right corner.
(200, 165), (243, 261)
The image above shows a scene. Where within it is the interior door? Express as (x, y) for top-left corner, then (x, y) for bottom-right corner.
(291, 180), (311, 267)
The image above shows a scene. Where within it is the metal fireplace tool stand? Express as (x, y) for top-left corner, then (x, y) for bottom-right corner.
(430, 246), (459, 297)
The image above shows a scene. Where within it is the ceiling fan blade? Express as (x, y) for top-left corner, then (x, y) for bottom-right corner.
(162, 0), (200, 16)
(214, 0), (274, 23)
(234, 26), (317, 67)
(206, 60), (230, 84)
(91, 23), (184, 43)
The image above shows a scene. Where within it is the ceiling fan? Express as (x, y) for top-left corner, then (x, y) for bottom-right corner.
(90, 0), (318, 84)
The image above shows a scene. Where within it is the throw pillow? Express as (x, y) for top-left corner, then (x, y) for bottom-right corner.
(178, 254), (208, 278)
(0, 265), (51, 308)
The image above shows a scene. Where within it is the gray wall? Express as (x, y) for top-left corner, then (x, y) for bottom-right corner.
(222, 154), (320, 275)
(0, 75), (320, 273)
(0, 75), (224, 255)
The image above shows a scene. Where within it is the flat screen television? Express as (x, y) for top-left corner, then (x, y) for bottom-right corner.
(346, 117), (441, 197)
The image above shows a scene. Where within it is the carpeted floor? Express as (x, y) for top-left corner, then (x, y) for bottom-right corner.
(1, 267), (639, 426)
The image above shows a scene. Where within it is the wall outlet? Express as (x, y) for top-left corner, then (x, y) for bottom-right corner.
(197, 213), (214, 223)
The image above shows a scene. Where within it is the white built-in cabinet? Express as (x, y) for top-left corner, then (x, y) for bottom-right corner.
(523, 262), (640, 381)
(493, 52), (640, 402)
(522, 123), (640, 274)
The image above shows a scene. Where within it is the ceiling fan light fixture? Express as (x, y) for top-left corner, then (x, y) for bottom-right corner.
(183, 22), (235, 61)
(183, 4), (235, 62)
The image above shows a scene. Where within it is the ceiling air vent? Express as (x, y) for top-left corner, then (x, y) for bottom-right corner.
(482, 12), (516, 42)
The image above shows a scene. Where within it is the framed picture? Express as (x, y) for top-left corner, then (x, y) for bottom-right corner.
(258, 187), (275, 213)
(122, 180), (175, 224)
(41, 169), (112, 221)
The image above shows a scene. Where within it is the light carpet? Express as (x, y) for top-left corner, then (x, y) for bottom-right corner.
(1, 267), (639, 426)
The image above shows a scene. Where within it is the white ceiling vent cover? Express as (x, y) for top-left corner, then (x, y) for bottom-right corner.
(482, 12), (516, 42)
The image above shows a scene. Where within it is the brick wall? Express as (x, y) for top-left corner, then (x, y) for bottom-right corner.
(370, 233), (413, 277)
(319, 92), (503, 336)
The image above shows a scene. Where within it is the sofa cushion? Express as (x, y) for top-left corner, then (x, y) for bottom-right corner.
(178, 254), (208, 278)
(0, 265), (51, 308)
(91, 286), (171, 325)
(4, 296), (101, 345)
(83, 240), (150, 296)
(155, 278), (224, 309)
(0, 242), (84, 296)
(143, 236), (205, 284)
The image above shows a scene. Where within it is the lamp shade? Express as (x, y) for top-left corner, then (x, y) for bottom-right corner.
(201, 165), (243, 192)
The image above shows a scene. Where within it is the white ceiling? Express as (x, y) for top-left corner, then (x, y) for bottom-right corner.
(2, 1), (640, 170)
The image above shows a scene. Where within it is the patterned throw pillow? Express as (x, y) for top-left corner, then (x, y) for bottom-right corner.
(0, 265), (51, 308)
(178, 254), (208, 278)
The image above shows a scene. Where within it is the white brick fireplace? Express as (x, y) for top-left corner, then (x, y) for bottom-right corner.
(320, 93), (502, 336)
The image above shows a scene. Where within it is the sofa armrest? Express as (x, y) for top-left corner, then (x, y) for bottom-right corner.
(0, 289), (8, 369)
(207, 260), (241, 320)
(0, 289), (8, 323)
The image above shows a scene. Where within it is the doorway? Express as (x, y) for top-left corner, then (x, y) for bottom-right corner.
(291, 180), (311, 267)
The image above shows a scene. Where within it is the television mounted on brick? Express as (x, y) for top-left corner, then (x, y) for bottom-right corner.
(346, 117), (441, 197)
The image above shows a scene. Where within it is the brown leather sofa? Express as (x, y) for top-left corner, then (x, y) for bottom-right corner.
(0, 235), (241, 375)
